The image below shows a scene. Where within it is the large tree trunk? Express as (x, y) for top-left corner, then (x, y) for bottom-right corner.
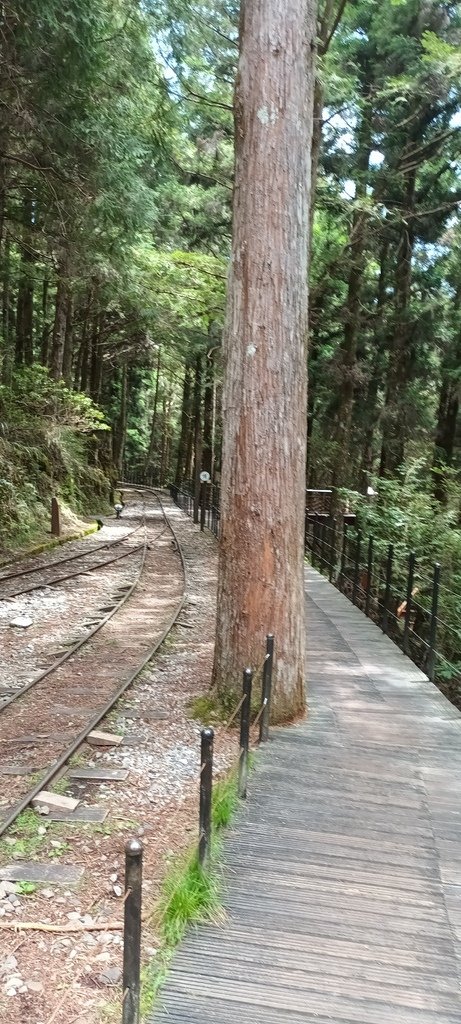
(212, 0), (316, 720)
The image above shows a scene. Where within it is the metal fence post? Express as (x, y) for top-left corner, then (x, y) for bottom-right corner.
(365, 535), (373, 618)
(200, 482), (206, 532)
(352, 530), (362, 606)
(339, 520), (347, 589)
(238, 668), (253, 799)
(311, 514), (318, 567)
(320, 520), (326, 572)
(259, 635), (274, 743)
(403, 551), (416, 657)
(382, 543), (394, 635)
(198, 727), (214, 868)
(122, 839), (143, 1024)
(427, 562), (441, 682)
(328, 518), (336, 583)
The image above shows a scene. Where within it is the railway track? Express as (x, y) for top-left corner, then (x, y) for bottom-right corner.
(0, 521), (144, 600)
(0, 488), (187, 837)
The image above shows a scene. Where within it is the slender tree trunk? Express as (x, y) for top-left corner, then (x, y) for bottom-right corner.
(16, 198), (35, 367)
(145, 347), (162, 472)
(380, 170), (416, 476)
(160, 389), (172, 483)
(50, 254), (69, 380)
(61, 290), (74, 386)
(331, 83), (372, 488)
(40, 274), (50, 366)
(75, 289), (92, 391)
(192, 353), (202, 522)
(212, 0), (316, 719)
(1, 231), (12, 384)
(359, 241), (388, 482)
(113, 364), (128, 474)
(90, 312), (104, 402)
(203, 348), (214, 478)
(433, 296), (461, 502)
(175, 361), (192, 486)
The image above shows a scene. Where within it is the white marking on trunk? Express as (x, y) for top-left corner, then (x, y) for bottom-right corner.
(257, 104), (278, 126)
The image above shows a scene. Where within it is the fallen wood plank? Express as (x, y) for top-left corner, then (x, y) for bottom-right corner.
(87, 730), (123, 747)
(66, 768), (128, 782)
(32, 790), (80, 812)
(0, 863), (83, 885)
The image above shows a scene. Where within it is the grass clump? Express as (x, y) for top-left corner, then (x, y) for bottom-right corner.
(159, 853), (222, 946)
(212, 772), (239, 830)
(140, 764), (244, 1017)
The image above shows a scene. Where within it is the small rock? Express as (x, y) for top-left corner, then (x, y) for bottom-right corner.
(37, 827), (47, 837)
(36, 805), (50, 816)
(9, 616), (33, 629)
(1, 881), (17, 895)
(97, 966), (122, 987)
(5, 988), (17, 997)
(66, 911), (81, 922)
(26, 981), (43, 993)
(112, 884), (122, 898)
(0, 956), (17, 977)
(41, 889), (54, 899)
(109, 872), (118, 883)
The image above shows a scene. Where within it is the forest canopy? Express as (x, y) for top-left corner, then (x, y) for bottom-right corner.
(0, 0), (461, 536)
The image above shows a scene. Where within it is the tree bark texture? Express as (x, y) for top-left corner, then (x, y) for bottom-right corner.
(213, 0), (316, 720)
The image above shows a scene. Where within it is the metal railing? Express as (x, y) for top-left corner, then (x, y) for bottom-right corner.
(305, 514), (460, 701)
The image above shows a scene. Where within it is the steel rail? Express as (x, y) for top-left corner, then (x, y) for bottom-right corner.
(2, 536), (145, 600)
(0, 523), (142, 586)
(0, 490), (187, 836)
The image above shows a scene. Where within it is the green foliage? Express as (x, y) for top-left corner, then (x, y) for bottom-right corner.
(0, 368), (111, 551)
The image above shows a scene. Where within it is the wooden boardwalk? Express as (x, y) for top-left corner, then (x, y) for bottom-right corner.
(151, 566), (461, 1023)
